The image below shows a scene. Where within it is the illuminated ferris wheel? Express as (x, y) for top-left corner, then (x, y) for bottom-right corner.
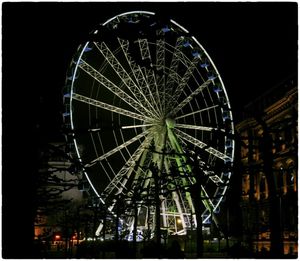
(63, 11), (234, 237)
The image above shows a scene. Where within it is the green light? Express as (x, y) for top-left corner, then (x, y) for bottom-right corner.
(166, 118), (175, 129)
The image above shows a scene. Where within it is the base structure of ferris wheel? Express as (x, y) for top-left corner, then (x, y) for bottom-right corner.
(63, 11), (235, 240)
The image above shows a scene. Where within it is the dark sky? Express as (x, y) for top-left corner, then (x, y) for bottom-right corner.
(3, 2), (298, 142)
(2, 3), (297, 256)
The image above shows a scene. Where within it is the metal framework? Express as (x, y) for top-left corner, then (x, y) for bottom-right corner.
(63, 11), (235, 239)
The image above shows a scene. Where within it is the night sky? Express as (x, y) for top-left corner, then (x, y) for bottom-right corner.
(2, 2), (297, 257)
(3, 2), (297, 141)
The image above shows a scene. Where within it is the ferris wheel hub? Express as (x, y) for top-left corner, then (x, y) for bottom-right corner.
(165, 118), (176, 129)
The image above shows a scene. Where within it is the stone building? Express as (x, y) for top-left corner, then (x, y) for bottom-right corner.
(235, 76), (297, 256)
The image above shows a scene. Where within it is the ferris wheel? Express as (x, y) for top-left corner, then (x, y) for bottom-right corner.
(63, 11), (234, 237)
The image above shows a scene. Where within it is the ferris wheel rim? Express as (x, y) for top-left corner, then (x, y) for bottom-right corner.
(102, 10), (155, 26)
(64, 10), (235, 232)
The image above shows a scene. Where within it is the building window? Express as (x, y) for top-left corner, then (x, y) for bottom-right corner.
(242, 174), (250, 199)
(260, 175), (267, 199)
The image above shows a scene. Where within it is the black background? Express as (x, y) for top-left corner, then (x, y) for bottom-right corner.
(2, 2), (297, 257)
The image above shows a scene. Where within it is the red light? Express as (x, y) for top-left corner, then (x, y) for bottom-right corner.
(55, 235), (61, 240)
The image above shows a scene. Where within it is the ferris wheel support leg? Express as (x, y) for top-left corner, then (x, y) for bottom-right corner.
(132, 201), (138, 258)
(172, 192), (187, 233)
(167, 127), (196, 213)
(153, 167), (161, 257)
(153, 129), (168, 257)
(189, 175), (206, 258)
(95, 222), (103, 237)
(161, 199), (168, 230)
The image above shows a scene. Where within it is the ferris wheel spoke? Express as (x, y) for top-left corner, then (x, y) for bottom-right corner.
(90, 132), (114, 182)
(150, 62), (200, 110)
(136, 38), (165, 113)
(167, 58), (199, 111)
(129, 153), (150, 196)
(72, 93), (150, 122)
(163, 39), (208, 99)
(165, 38), (204, 71)
(94, 42), (160, 118)
(175, 124), (224, 132)
(145, 67), (163, 114)
(120, 123), (155, 129)
(164, 37), (200, 102)
(154, 39), (166, 113)
(156, 39), (165, 70)
(170, 79), (212, 115)
(103, 135), (153, 199)
(78, 60), (156, 118)
(85, 130), (150, 168)
(118, 38), (162, 115)
(173, 128), (232, 162)
(165, 37), (185, 91)
(175, 105), (219, 120)
(137, 38), (152, 61)
(208, 174), (225, 186)
(200, 186), (216, 211)
(145, 68), (163, 113)
(204, 146), (232, 162)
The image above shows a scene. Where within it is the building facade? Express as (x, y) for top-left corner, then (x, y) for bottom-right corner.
(236, 77), (298, 256)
